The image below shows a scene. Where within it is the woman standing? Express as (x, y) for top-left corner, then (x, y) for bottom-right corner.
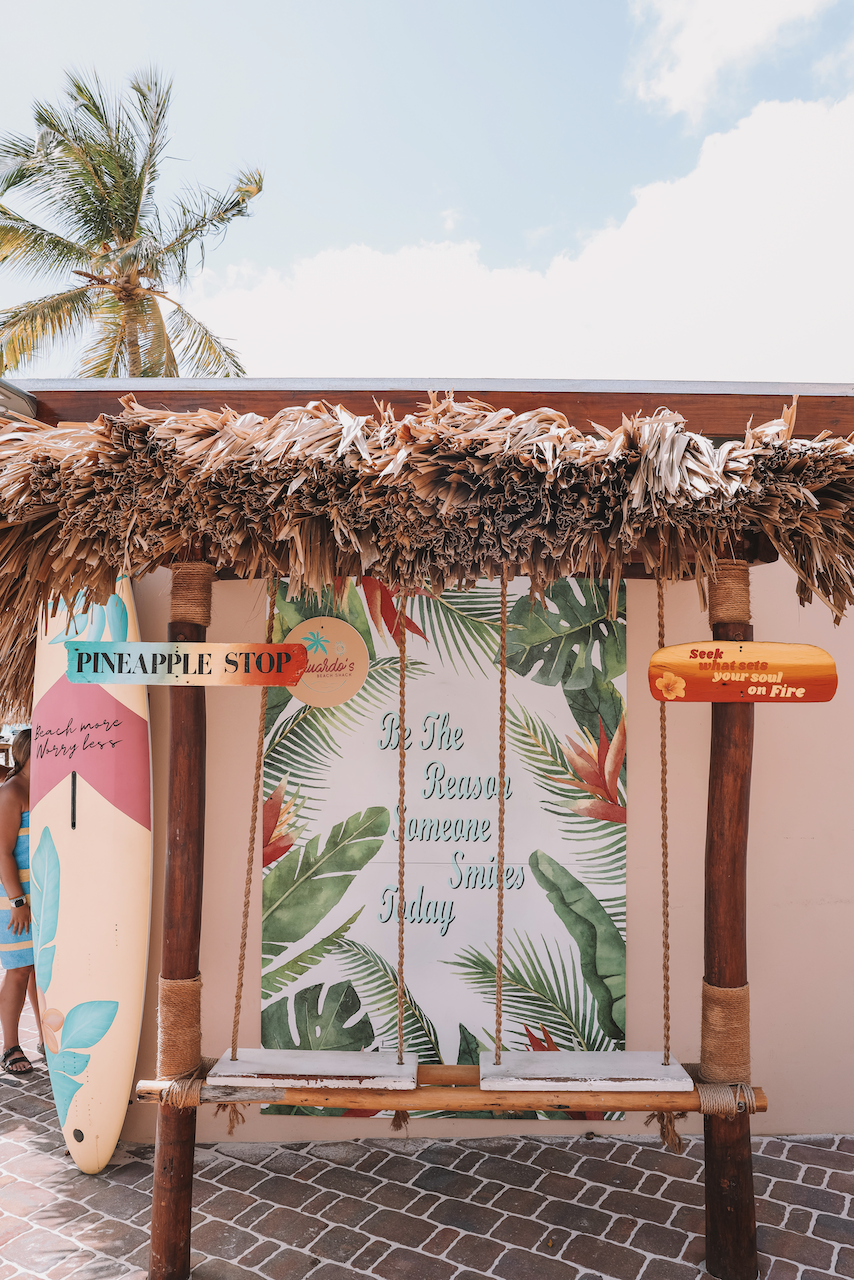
(0, 730), (42, 1073)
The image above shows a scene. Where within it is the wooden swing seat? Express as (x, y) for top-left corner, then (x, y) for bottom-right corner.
(205, 1048), (419, 1089)
(136, 1059), (766, 1115)
(479, 1050), (694, 1092)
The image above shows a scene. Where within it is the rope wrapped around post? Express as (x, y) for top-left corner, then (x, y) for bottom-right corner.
(156, 975), (245, 1132)
(170, 562), (215, 626)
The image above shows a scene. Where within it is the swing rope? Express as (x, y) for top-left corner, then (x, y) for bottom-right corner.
(396, 596), (407, 1066)
(231, 577), (276, 1061)
(494, 572), (508, 1066)
(650, 574), (685, 1153)
(657, 575), (672, 1068)
(392, 594), (409, 1131)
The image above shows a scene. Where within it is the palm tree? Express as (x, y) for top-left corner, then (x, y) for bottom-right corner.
(0, 69), (263, 377)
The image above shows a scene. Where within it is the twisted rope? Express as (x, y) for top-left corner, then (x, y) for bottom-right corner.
(657, 574), (671, 1067)
(650, 573), (678, 1152)
(231, 578), (276, 1060)
(391, 595), (410, 1132)
(494, 573), (508, 1066)
(396, 597), (407, 1067)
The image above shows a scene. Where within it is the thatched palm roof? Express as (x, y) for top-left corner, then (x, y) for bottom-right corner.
(0, 391), (852, 718)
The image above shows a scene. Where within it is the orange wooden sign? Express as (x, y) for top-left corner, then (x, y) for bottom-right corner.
(649, 642), (837, 704)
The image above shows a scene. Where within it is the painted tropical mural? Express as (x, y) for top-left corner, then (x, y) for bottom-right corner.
(259, 577), (627, 1119)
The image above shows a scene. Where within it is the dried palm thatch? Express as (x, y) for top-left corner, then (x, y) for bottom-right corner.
(0, 391), (852, 719)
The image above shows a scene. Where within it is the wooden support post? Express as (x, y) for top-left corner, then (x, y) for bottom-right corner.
(149, 587), (208, 1280)
(703, 615), (757, 1280)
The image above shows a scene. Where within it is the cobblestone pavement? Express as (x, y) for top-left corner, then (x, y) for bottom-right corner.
(1, 1047), (853, 1277)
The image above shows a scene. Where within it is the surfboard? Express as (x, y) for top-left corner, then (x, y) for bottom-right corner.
(30, 578), (152, 1174)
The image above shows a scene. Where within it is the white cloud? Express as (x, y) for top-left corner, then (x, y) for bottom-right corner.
(440, 208), (462, 232)
(629, 0), (836, 119)
(187, 96), (854, 384)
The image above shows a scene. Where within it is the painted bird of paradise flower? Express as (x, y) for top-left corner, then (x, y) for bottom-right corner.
(558, 714), (627, 824)
(262, 776), (306, 869)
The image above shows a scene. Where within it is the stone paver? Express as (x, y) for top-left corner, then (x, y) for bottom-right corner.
(2, 1008), (854, 1277)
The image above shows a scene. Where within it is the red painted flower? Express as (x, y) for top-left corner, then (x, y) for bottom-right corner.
(557, 714), (626, 824)
(262, 779), (302, 868)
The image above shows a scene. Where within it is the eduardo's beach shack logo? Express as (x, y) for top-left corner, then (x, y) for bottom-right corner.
(287, 617), (370, 708)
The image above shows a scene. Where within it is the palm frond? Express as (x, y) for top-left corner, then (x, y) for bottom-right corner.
(0, 286), (95, 371)
(0, 207), (89, 279)
(410, 584), (504, 675)
(165, 300), (245, 377)
(0, 68), (261, 373)
(157, 168), (264, 284)
(449, 932), (619, 1052)
(261, 909), (362, 997)
(506, 703), (626, 883)
(77, 294), (126, 377)
(264, 657), (428, 813)
(128, 67), (172, 221)
(333, 937), (443, 1062)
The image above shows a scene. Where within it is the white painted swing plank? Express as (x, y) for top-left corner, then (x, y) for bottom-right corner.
(479, 1051), (694, 1092)
(207, 1048), (419, 1089)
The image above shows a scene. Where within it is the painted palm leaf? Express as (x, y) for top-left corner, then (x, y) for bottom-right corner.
(409, 584), (504, 675)
(264, 657), (428, 808)
(506, 703), (626, 884)
(333, 937), (443, 1063)
(449, 932), (618, 1053)
(261, 909), (363, 996)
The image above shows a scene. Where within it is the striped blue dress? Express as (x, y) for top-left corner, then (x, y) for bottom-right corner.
(0, 811), (32, 969)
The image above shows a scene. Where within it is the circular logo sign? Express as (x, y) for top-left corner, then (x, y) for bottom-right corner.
(287, 617), (370, 707)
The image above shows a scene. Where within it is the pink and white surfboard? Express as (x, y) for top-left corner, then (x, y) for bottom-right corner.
(30, 578), (152, 1174)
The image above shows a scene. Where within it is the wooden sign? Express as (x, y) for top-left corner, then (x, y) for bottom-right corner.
(649, 642), (837, 703)
(66, 642), (308, 687)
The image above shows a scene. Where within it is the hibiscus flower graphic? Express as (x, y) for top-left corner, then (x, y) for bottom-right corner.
(656, 670), (686, 700)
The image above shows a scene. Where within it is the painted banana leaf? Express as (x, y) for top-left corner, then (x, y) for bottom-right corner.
(449, 931), (617, 1053)
(333, 937), (443, 1063)
(261, 980), (374, 1052)
(262, 808), (388, 946)
(457, 1023), (483, 1065)
(506, 703), (626, 884)
(529, 851), (626, 1043)
(264, 657), (428, 805)
(503, 580), (627, 764)
(261, 909), (363, 997)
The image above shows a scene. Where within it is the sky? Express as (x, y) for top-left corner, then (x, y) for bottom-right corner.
(2, 0), (854, 381)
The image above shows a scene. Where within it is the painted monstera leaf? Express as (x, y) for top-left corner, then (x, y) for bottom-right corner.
(504, 581), (627, 763)
(529, 851), (626, 1043)
(261, 980), (374, 1052)
(262, 808), (388, 947)
(503, 580), (624, 685)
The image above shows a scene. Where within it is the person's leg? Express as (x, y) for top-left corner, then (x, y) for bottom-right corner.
(27, 970), (43, 1050)
(0, 965), (33, 1069)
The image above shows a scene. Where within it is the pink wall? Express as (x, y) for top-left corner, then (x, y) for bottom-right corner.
(123, 562), (854, 1143)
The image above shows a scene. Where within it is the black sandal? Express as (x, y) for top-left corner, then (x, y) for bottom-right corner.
(1, 1044), (33, 1075)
